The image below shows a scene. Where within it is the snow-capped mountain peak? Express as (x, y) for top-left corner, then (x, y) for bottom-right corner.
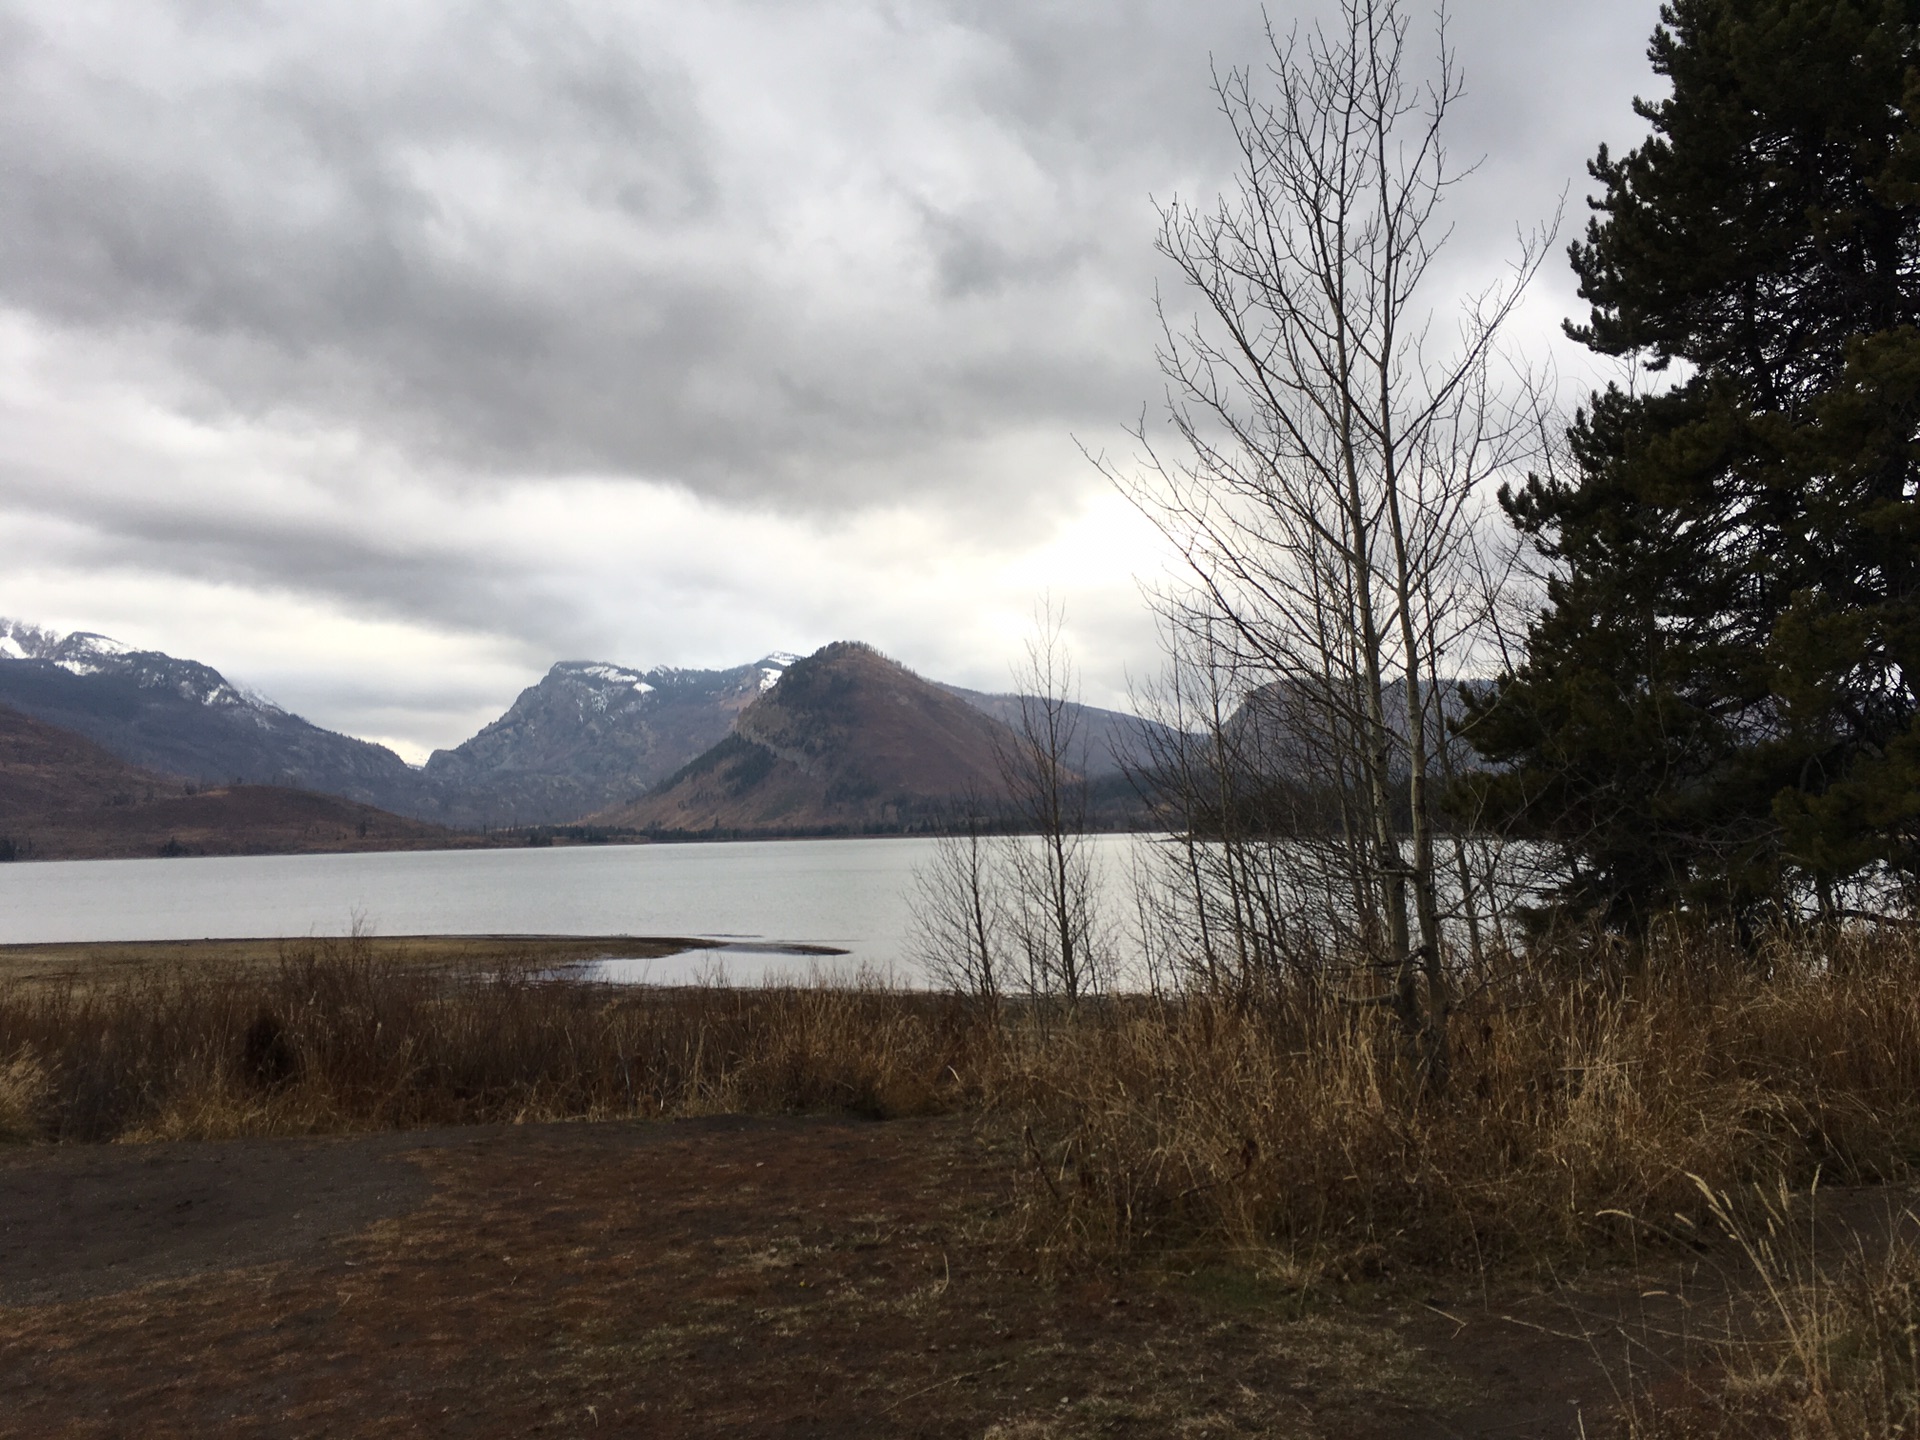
(48, 631), (135, 677)
(0, 617), (284, 712)
(0, 617), (419, 807)
(0, 617), (63, 662)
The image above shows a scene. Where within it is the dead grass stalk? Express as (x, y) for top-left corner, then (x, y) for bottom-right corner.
(5, 930), (1920, 1283)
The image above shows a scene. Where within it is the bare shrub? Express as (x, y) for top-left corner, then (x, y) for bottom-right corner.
(908, 800), (1008, 1015)
(995, 604), (1109, 1006)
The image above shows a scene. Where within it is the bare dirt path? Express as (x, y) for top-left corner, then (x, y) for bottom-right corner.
(0, 1116), (1722, 1438)
(0, 1132), (430, 1307)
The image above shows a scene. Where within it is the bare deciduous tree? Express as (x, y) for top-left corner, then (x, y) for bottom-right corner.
(1102, 0), (1552, 1087)
(909, 609), (1108, 1012)
(906, 792), (1006, 1015)
(998, 604), (1105, 1007)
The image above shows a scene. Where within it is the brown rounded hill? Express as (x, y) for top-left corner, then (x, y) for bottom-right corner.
(596, 643), (1015, 833)
(0, 703), (458, 860)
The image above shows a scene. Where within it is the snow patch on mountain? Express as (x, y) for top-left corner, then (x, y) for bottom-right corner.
(0, 618), (62, 661)
(235, 683), (289, 716)
(756, 652), (797, 692)
(576, 662), (641, 684)
(555, 661), (657, 694)
(51, 632), (137, 677)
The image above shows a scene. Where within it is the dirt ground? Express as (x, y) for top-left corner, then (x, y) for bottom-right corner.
(0, 1113), (1795, 1439)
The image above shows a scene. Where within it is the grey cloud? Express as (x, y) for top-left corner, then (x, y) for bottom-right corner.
(0, 2), (1282, 511)
(0, 458), (586, 659)
(0, 2), (1661, 518)
(0, 0), (1669, 750)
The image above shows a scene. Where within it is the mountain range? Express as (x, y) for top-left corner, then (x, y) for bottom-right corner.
(0, 619), (1166, 841)
(0, 703), (456, 860)
(607, 642), (1017, 834)
(0, 622), (419, 809)
(415, 655), (796, 827)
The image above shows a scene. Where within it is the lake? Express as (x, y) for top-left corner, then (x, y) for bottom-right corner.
(0, 836), (1147, 986)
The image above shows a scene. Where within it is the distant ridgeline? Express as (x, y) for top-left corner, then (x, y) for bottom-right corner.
(0, 700), (455, 861)
(0, 621), (1184, 837)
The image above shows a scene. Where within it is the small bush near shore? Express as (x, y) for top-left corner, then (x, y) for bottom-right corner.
(5, 932), (1920, 1282)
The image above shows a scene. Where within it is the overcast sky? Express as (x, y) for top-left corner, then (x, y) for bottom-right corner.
(0, 0), (1665, 761)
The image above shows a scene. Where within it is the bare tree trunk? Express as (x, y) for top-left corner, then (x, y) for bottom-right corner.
(999, 603), (1102, 1008)
(1098, 0), (1553, 1093)
(907, 792), (1005, 1017)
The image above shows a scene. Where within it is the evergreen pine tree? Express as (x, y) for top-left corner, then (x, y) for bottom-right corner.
(1467, 0), (1920, 928)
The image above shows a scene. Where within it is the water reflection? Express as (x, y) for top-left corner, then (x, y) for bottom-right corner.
(561, 941), (861, 988)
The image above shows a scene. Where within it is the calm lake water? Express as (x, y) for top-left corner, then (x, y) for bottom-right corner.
(0, 836), (1145, 986)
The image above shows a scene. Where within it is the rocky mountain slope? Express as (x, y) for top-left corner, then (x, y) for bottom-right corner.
(415, 655), (794, 827)
(0, 704), (455, 860)
(0, 620), (804, 828)
(601, 643), (1016, 834)
(939, 684), (1167, 779)
(0, 620), (423, 809)
(1221, 677), (1494, 774)
(0, 619), (1173, 834)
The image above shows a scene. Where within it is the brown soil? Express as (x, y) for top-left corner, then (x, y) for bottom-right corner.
(0, 1114), (1757, 1439)
(0, 1132), (432, 1307)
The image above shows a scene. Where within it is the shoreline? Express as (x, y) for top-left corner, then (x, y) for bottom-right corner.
(0, 934), (729, 986)
(0, 818), (1167, 866)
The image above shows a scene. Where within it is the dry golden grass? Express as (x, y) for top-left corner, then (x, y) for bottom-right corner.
(0, 935), (972, 1142)
(998, 943), (1920, 1277)
(1618, 1178), (1920, 1439)
(6, 929), (1920, 1290)
(0, 1047), (44, 1142)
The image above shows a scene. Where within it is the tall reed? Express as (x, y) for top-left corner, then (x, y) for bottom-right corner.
(999, 948), (1920, 1273)
(5, 930), (1920, 1280)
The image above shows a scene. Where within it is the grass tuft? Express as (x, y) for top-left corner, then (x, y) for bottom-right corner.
(1625, 1178), (1920, 1438)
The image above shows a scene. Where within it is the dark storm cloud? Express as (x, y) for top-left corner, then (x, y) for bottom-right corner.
(0, 445), (590, 655)
(0, 1), (1659, 519)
